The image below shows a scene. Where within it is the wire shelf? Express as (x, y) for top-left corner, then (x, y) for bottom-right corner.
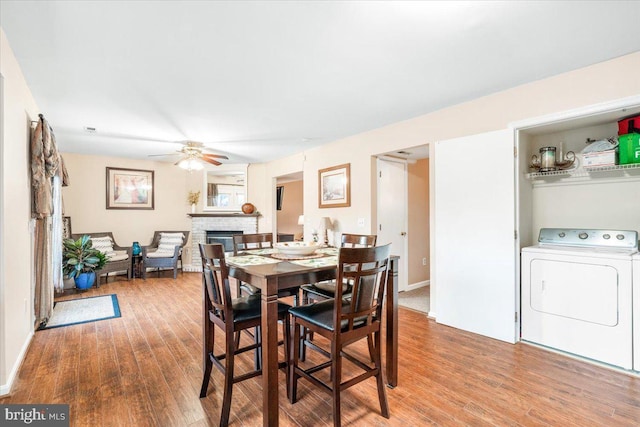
(526, 163), (640, 180)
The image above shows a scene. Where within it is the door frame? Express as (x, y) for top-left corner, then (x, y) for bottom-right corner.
(510, 94), (640, 342)
(376, 157), (409, 293)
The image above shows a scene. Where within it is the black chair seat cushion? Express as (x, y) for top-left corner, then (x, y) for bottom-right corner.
(230, 294), (290, 324)
(289, 299), (367, 332)
(301, 281), (352, 299)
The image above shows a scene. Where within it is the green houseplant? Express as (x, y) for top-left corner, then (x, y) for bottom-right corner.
(62, 235), (108, 290)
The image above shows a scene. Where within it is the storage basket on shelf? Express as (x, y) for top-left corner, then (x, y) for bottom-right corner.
(618, 114), (640, 135)
(618, 133), (640, 165)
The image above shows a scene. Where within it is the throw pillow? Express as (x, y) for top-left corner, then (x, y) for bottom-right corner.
(91, 236), (116, 258)
(157, 232), (184, 255)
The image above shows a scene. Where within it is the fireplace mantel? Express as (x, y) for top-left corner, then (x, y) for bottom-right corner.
(187, 213), (260, 218)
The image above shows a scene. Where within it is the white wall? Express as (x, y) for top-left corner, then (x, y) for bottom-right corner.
(0, 28), (40, 395)
(250, 51), (640, 314)
(61, 152), (196, 261)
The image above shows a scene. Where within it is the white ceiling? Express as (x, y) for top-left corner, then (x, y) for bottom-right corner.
(2, 1), (639, 164)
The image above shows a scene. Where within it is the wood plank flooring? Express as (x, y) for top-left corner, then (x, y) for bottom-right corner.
(2, 272), (640, 426)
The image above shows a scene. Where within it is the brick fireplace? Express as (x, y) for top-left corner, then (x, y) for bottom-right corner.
(186, 213), (259, 271)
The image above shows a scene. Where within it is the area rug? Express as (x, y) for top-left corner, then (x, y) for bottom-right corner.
(398, 286), (430, 314)
(39, 294), (121, 330)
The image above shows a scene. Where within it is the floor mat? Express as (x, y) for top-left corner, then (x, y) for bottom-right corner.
(398, 286), (430, 314)
(38, 294), (121, 330)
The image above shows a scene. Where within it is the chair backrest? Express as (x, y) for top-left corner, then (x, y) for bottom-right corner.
(71, 232), (118, 245)
(340, 233), (377, 248)
(334, 244), (391, 334)
(232, 233), (273, 255)
(71, 232), (124, 253)
(150, 230), (190, 248)
(199, 243), (233, 323)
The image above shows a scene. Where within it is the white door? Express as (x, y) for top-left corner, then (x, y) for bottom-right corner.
(434, 129), (517, 343)
(377, 158), (408, 292)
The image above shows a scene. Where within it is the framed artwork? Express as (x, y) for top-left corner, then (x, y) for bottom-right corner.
(106, 167), (154, 210)
(318, 163), (350, 208)
(62, 216), (72, 239)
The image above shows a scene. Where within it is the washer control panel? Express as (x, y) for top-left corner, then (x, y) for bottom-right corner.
(538, 228), (638, 249)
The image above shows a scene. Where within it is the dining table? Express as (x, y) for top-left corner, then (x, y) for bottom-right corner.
(224, 247), (399, 427)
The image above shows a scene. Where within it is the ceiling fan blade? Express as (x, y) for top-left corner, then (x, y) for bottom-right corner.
(202, 157), (222, 166)
(202, 153), (229, 160)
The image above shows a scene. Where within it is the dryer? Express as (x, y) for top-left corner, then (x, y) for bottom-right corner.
(521, 228), (638, 370)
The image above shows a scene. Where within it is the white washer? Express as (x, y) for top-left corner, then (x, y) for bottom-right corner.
(521, 228), (637, 370)
(634, 251), (640, 371)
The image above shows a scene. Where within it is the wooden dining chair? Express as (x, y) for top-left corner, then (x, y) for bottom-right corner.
(288, 244), (392, 427)
(199, 243), (290, 427)
(299, 233), (377, 360)
(233, 232), (300, 301)
(300, 233), (377, 303)
(232, 233), (274, 297)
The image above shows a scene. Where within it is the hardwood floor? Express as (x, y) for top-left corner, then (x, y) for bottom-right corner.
(2, 272), (640, 426)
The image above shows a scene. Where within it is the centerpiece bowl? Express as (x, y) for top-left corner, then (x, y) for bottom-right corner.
(274, 241), (320, 256)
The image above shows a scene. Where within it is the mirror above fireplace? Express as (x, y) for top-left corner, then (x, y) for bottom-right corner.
(203, 163), (248, 211)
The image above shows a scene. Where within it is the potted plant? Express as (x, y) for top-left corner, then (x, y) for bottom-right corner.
(62, 235), (108, 290)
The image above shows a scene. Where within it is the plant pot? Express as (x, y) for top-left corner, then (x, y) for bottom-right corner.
(74, 272), (96, 290)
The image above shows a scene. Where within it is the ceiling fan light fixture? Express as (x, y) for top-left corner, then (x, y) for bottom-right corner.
(178, 158), (204, 171)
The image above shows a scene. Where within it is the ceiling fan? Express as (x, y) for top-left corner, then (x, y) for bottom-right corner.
(148, 141), (229, 169)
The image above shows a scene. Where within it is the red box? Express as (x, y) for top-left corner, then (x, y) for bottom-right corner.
(618, 114), (640, 135)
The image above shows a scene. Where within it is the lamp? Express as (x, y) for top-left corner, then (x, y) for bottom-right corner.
(297, 215), (304, 225)
(178, 157), (204, 171)
(318, 217), (332, 246)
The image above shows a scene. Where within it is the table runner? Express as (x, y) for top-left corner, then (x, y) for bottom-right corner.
(289, 255), (338, 268)
(226, 254), (282, 266)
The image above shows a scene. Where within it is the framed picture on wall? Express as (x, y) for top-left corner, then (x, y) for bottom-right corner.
(106, 167), (154, 209)
(318, 163), (350, 208)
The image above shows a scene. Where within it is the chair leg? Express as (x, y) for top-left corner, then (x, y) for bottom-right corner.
(373, 330), (390, 418)
(367, 334), (376, 362)
(299, 289), (308, 361)
(254, 326), (262, 370)
(173, 266), (178, 279)
(289, 320), (300, 403)
(331, 340), (342, 427)
(200, 324), (215, 398)
(282, 314), (291, 400)
(220, 330), (236, 427)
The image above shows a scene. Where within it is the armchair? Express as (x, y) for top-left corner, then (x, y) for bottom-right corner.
(141, 231), (190, 279)
(70, 232), (132, 286)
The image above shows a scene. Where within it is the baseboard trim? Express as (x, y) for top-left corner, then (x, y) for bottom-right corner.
(406, 280), (430, 292)
(0, 330), (34, 396)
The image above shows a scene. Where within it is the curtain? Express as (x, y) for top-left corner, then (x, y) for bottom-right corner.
(51, 174), (64, 293)
(31, 114), (68, 326)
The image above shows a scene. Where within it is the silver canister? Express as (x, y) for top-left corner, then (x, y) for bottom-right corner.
(539, 146), (556, 172)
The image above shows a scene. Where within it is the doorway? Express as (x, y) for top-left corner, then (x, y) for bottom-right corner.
(376, 150), (431, 314)
(275, 171), (303, 242)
